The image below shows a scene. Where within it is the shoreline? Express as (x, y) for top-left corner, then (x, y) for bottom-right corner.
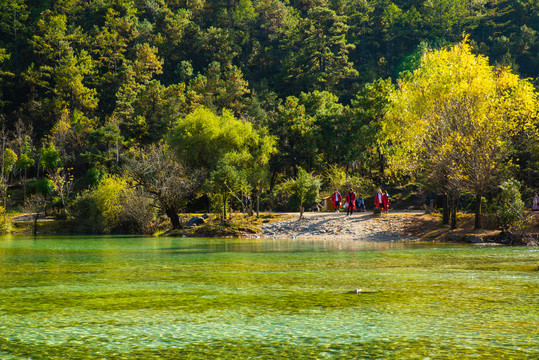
(8, 210), (539, 245)
(258, 211), (421, 242)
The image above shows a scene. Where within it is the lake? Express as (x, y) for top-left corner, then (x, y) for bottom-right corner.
(0, 235), (538, 359)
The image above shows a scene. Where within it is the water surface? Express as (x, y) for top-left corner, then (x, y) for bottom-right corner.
(0, 235), (537, 359)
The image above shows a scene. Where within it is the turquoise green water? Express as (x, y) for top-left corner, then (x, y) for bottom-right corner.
(0, 236), (538, 359)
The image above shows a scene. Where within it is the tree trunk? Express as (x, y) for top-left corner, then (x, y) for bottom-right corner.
(256, 193), (260, 219)
(22, 172), (27, 200)
(450, 204), (457, 229)
(441, 194), (449, 225)
(299, 204), (304, 220)
(165, 206), (181, 229)
(33, 213), (39, 235)
(474, 193), (482, 229)
(223, 192), (227, 220)
(448, 194), (459, 229)
(377, 147), (385, 178)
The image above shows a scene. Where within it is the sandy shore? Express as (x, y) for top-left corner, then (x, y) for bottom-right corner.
(259, 211), (423, 241)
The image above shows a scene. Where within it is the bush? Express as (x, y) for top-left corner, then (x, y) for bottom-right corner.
(84, 167), (104, 187)
(27, 178), (54, 196)
(0, 207), (11, 234)
(491, 179), (531, 234)
(71, 176), (155, 234)
(275, 168), (321, 217)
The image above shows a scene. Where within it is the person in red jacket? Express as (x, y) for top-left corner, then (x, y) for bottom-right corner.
(382, 190), (390, 213)
(332, 189), (342, 212)
(374, 189), (383, 209)
(346, 188), (356, 216)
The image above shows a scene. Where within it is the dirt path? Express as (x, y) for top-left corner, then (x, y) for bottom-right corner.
(260, 211), (423, 241)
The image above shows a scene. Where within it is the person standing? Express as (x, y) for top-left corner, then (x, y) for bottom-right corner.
(374, 189), (383, 209)
(382, 190), (390, 213)
(533, 193), (539, 211)
(332, 189), (342, 212)
(356, 195), (366, 212)
(346, 189), (356, 216)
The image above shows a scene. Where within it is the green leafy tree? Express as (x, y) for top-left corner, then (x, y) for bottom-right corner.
(383, 38), (538, 229)
(282, 4), (357, 94)
(299, 90), (345, 167)
(123, 144), (199, 229)
(270, 96), (319, 176)
(208, 158), (246, 220)
(349, 78), (393, 178)
(186, 61), (249, 114)
(168, 107), (273, 172)
(0, 48), (13, 108)
(29, 12), (97, 113)
(492, 179), (530, 235)
(0, 0), (29, 70)
(277, 167), (321, 219)
(40, 143), (62, 173)
(13, 118), (35, 199)
(48, 167), (73, 210)
(1, 147), (17, 217)
(324, 164), (347, 192)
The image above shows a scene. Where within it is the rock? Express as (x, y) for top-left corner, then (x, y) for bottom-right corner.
(186, 216), (205, 227)
(345, 289), (378, 294)
(467, 236), (484, 244)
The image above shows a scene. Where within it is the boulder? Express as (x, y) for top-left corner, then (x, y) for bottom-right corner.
(186, 216), (205, 227)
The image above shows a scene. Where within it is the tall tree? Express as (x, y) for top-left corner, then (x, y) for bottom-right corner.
(282, 2), (357, 94)
(383, 38), (538, 229)
(124, 143), (198, 229)
(0, 0), (29, 71)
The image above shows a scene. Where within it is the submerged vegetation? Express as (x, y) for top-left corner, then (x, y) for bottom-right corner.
(0, 0), (537, 237)
(0, 236), (538, 358)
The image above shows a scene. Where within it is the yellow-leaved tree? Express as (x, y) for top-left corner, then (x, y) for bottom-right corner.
(382, 37), (538, 229)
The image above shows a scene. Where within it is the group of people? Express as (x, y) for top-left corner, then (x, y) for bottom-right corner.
(332, 189), (390, 215)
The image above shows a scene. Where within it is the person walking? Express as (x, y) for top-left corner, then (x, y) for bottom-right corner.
(533, 193), (539, 211)
(332, 189), (342, 212)
(382, 190), (390, 214)
(346, 189), (356, 216)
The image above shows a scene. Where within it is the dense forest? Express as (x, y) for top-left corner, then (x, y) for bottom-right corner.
(0, 0), (538, 234)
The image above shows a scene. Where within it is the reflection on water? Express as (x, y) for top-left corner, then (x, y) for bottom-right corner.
(0, 235), (417, 252)
(0, 235), (538, 359)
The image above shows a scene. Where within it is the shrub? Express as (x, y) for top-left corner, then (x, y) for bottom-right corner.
(491, 179), (531, 234)
(275, 167), (321, 218)
(0, 207), (11, 234)
(71, 176), (155, 234)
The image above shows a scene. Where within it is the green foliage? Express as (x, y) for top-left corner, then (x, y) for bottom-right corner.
(276, 167), (321, 217)
(72, 175), (154, 234)
(0, 206), (11, 234)
(208, 159), (246, 219)
(0, 0), (537, 226)
(84, 167), (104, 187)
(383, 38), (539, 227)
(491, 179), (531, 234)
(324, 164), (347, 192)
(3, 148), (18, 174)
(15, 152), (34, 173)
(89, 176), (127, 232)
(168, 107), (276, 198)
(40, 143), (62, 171)
(31, 178), (54, 196)
(342, 175), (376, 198)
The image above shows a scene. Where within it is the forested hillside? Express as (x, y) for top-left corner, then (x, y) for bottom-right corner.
(0, 0), (538, 233)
